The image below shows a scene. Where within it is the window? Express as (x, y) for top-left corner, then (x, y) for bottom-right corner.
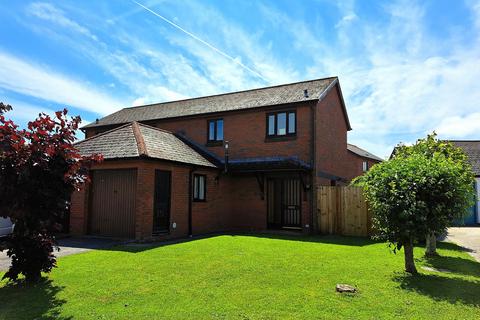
(266, 111), (296, 137)
(193, 174), (206, 201)
(362, 161), (368, 172)
(208, 119), (223, 142)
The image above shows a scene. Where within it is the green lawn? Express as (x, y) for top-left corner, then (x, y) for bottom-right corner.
(1, 234), (479, 319)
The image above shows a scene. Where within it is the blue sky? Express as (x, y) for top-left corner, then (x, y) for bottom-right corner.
(1, 0), (479, 158)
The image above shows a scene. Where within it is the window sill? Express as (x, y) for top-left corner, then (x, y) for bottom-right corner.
(206, 141), (223, 147)
(193, 199), (207, 203)
(265, 135), (297, 142)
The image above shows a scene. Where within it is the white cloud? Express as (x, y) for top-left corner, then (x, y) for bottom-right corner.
(335, 13), (358, 29)
(436, 113), (480, 138)
(0, 52), (123, 115)
(132, 86), (189, 106)
(259, 0), (480, 157)
(5, 99), (55, 123)
(27, 2), (98, 41)
(21, 1), (298, 108)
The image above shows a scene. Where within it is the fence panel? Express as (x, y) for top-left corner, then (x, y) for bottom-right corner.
(317, 186), (371, 237)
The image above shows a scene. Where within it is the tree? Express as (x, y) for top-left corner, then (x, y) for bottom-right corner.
(0, 104), (101, 283)
(0, 102), (12, 114)
(354, 140), (475, 274)
(393, 133), (475, 256)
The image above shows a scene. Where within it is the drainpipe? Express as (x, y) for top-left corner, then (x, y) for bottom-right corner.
(310, 102), (317, 235)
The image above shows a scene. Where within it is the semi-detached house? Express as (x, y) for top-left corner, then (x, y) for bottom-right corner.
(71, 77), (368, 240)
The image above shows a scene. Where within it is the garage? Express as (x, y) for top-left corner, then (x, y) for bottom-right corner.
(89, 169), (137, 238)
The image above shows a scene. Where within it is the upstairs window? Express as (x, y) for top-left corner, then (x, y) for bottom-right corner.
(267, 111), (296, 137)
(193, 174), (206, 201)
(208, 119), (223, 142)
(362, 161), (368, 172)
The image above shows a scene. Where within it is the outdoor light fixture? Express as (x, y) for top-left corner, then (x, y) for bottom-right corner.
(224, 140), (229, 173)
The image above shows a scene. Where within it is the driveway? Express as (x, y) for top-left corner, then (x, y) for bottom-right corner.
(0, 237), (122, 271)
(447, 227), (480, 262)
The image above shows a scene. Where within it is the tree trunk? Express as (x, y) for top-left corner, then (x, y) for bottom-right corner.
(404, 239), (417, 274)
(425, 232), (438, 256)
(25, 270), (42, 284)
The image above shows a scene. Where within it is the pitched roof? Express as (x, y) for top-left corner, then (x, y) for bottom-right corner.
(450, 141), (480, 176)
(347, 143), (383, 162)
(84, 77), (350, 129)
(75, 122), (216, 168)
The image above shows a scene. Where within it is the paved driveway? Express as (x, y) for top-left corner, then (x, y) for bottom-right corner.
(447, 227), (480, 262)
(0, 237), (122, 271)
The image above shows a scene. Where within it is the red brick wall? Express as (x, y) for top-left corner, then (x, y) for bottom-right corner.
(227, 175), (266, 230)
(191, 169), (232, 235)
(70, 159), (227, 240)
(85, 103), (314, 163)
(344, 151), (381, 182)
(78, 87), (351, 237)
(70, 183), (89, 236)
(315, 84), (350, 186)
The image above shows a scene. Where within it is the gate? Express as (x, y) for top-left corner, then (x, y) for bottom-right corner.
(317, 186), (371, 236)
(268, 178), (301, 229)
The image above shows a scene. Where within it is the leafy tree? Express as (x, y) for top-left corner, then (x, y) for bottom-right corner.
(393, 133), (475, 256)
(0, 102), (12, 114)
(354, 137), (475, 274)
(0, 104), (101, 283)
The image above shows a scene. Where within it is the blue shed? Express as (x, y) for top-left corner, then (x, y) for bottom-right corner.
(451, 141), (479, 226)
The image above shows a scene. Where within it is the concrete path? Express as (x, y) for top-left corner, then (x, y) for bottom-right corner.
(0, 237), (121, 271)
(446, 227), (480, 262)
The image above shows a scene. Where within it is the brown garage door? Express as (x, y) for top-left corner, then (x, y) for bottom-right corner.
(89, 169), (137, 238)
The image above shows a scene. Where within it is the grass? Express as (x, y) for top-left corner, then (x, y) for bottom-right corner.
(1, 234), (479, 319)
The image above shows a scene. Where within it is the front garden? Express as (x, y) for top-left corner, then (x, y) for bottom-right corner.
(1, 234), (479, 319)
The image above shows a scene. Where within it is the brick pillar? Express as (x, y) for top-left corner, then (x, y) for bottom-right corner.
(70, 184), (89, 235)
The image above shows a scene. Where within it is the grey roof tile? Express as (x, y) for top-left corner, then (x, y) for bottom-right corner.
(75, 122), (216, 168)
(75, 124), (139, 159)
(347, 143), (383, 162)
(450, 141), (480, 176)
(84, 77), (338, 128)
(138, 124), (215, 167)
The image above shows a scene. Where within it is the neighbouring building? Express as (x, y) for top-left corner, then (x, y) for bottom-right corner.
(70, 77), (376, 240)
(346, 143), (383, 181)
(451, 141), (480, 225)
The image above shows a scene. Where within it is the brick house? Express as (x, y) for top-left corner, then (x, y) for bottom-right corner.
(71, 77), (368, 240)
(345, 143), (383, 181)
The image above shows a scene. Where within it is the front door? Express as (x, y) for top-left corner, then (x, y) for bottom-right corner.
(267, 177), (302, 229)
(153, 170), (171, 233)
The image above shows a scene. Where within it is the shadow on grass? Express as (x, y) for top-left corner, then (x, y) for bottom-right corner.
(102, 232), (380, 254)
(0, 279), (70, 320)
(393, 273), (480, 307)
(437, 241), (475, 254)
(239, 232), (379, 247)
(423, 255), (480, 278)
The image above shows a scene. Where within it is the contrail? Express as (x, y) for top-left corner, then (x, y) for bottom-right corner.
(132, 0), (268, 82)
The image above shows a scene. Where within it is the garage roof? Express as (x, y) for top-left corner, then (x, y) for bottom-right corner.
(75, 122), (216, 168)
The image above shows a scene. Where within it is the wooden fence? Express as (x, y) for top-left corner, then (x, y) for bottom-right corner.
(317, 186), (372, 237)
